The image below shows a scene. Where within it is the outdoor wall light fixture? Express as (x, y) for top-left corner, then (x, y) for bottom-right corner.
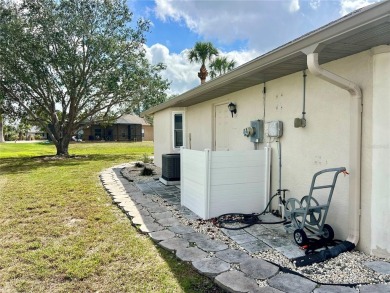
(228, 102), (237, 117)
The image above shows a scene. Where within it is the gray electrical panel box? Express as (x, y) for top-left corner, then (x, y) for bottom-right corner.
(267, 121), (283, 138)
(243, 120), (264, 143)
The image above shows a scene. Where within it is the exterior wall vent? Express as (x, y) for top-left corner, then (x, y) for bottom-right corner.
(161, 153), (181, 181)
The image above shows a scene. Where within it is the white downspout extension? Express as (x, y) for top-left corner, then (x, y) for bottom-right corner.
(306, 52), (362, 245)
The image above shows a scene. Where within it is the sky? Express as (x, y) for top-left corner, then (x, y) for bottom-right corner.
(126, 0), (382, 95)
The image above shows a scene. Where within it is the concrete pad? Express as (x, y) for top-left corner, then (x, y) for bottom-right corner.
(239, 258), (279, 280)
(240, 240), (271, 254)
(132, 197), (153, 205)
(151, 211), (173, 220)
(137, 209), (150, 216)
(124, 186), (140, 193)
(135, 183), (155, 194)
(215, 249), (251, 264)
(195, 238), (229, 252)
(168, 224), (195, 235)
(214, 270), (260, 293)
(165, 198), (181, 205)
(149, 230), (175, 242)
(363, 261), (390, 274)
(128, 190), (145, 196)
(359, 284), (390, 293)
(221, 227), (249, 237)
(192, 258), (230, 277)
(178, 207), (201, 220)
(258, 213), (282, 222)
(182, 232), (210, 243)
(314, 285), (357, 293)
(268, 273), (317, 293)
(176, 247), (208, 262)
(275, 244), (305, 259)
(146, 206), (168, 213)
(260, 232), (293, 249)
(157, 217), (181, 227)
(159, 238), (189, 252)
(244, 224), (269, 236)
(229, 233), (259, 244)
(128, 192), (146, 199)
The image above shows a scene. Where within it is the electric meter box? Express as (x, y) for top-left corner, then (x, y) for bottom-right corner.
(267, 121), (283, 138)
(250, 120), (264, 143)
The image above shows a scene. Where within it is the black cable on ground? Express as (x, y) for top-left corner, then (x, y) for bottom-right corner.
(259, 193), (279, 215)
(215, 213), (260, 230)
(215, 192), (287, 230)
(265, 241), (372, 287)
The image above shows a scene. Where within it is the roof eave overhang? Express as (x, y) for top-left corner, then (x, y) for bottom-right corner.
(142, 1), (390, 116)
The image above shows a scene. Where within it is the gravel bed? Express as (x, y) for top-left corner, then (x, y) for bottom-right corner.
(121, 163), (390, 286)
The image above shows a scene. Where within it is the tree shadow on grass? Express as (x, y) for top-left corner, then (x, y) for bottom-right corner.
(0, 154), (137, 176)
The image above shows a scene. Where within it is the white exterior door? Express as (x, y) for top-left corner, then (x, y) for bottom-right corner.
(215, 103), (230, 151)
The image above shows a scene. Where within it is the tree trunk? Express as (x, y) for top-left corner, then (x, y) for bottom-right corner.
(54, 136), (70, 156)
(198, 64), (208, 84)
(0, 113), (4, 143)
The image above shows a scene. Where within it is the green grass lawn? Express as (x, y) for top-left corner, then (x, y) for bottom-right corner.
(0, 142), (222, 293)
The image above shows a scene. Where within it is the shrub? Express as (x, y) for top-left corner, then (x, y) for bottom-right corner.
(141, 153), (152, 164)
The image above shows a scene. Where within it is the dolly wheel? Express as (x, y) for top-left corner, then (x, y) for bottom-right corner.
(294, 229), (308, 246)
(322, 224), (334, 241)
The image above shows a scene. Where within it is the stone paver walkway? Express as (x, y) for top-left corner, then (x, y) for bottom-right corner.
(100, 164), (390, 293)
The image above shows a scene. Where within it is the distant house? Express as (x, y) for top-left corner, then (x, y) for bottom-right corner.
(27, 126), (47, 140)
(81, 114), (153, 142)
(143, 2), (390, 258)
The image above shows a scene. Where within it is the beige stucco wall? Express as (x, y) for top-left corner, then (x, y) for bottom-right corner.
(143, 125), (154, 141)
(153, 47), (389, 256)
(153, 108), (186, 167)
(368, 46), (390, 257)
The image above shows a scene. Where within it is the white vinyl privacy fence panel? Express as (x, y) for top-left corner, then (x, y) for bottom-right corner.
(181, 148), (271, 219)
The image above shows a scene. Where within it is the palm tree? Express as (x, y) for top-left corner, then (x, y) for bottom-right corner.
(209, 56), (236, 79)
(188, 42), (219, 84)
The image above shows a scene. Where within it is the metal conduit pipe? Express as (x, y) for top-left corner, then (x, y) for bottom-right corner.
(306, 52), (362, 246)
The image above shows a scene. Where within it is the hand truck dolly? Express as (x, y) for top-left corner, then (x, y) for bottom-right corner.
(284, 167), (348, 246)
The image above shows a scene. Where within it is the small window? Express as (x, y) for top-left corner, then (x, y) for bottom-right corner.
(173, 113), (184, 148)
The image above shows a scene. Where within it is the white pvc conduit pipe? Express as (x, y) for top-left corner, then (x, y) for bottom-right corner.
(306, 53), (362, 245)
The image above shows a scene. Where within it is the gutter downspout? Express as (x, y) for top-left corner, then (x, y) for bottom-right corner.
(304, 50), (362, 246)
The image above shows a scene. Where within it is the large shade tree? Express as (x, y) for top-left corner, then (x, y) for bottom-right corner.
(187, 42), (218, 84)
(0, 0), (169, 154)
(209, 56), (236, 79)
(0, 92), (4, 142)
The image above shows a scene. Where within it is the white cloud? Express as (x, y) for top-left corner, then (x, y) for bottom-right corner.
(309, 0), (321, 10)
(153, 1), (294, 50)
(144, 43), (260, 95)
(152, 0), (339, 53)
(339, 0), (381, 16)
(289, 0), (300, 12)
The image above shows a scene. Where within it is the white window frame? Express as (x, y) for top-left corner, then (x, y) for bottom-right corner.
(172, 111), (185, 150)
